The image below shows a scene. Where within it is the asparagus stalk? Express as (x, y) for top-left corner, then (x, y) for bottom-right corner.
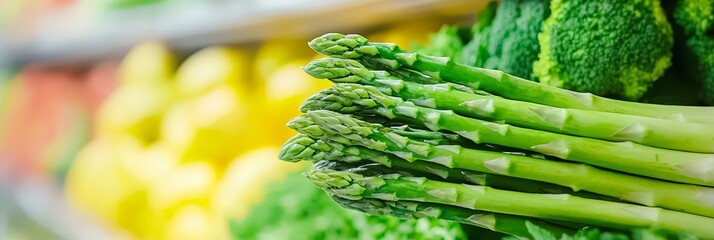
(288, 110), (714, 217)
(329, 195), (578, 239)
(279, 134), (615, 201)
(306, 161), (714, 239)
(303, 57), (714, 153)
(299, 83), (714, 187)
(307, 33), (714, 124)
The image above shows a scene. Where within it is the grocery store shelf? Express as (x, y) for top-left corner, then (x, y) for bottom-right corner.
(0, 0), (485, 66)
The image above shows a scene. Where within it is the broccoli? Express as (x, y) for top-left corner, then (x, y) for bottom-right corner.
(673, 0), (714, 105)
(533, 0), (673, 100)
(485, 0), (551, 80)
(461, 0), (550, 80)
(412, 25), (465, 63)
(461, 2), (497, 67)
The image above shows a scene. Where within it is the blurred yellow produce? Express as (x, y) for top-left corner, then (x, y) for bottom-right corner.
(120, 42), (177, 86)
(175, 47), (250, 98)
(212, 147), (307, 238)
(95, 42), (177, 144)
(65, 136), (154, 237)
(165, 205), (218, 240)
(160, 46), (262, 165)
(368, 20), (443, 50)
(148, 161), (216, 216)
(67, 36), (339, 239)
(160, 85), (251, 165)
(212, 147), (306, 220)
(253, 39), (315, 82)
(261, 61), (332, 145)
(96, 85), (175, 144)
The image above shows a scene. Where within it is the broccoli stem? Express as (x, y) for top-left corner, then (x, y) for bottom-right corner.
(304, 57), (714, 153)
(279, 134), (617, 201)
(308, 33), (714, 124)
(307, 161), (714, 239)
(329, 195), (578, 239)
(288, 110), (714, 218)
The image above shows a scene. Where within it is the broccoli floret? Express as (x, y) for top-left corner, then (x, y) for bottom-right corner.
(413, 26), (465, 63)
(461, 2), (497, 67)
(673, 0), (714, 105)
(533, 0), (673, 100)
(483, 0), (520, 69)
(485, 0), (550, 80)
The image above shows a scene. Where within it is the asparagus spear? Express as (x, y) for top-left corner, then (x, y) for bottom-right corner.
(307, 33), (714, 124)
(279, 134), (615, 201)
(303, 57), (714, 153)
(329, 195), (578, 239)
(298, 83), (714, 187)
(288, 110), (714, 217)
(306, 161), (714, 239)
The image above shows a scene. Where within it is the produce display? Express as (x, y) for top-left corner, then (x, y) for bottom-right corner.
(277, 1), (714, 236)
(5, 0), (714, 239)
(63, 41), (309, 239)
(50, 20), (453, 240)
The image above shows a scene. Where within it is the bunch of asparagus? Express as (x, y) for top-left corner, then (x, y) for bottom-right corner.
(278, 33), (714, 239)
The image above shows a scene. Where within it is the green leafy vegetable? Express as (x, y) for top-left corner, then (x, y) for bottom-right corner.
(229, 169), (466, 240)
(412, 26), (465, 63)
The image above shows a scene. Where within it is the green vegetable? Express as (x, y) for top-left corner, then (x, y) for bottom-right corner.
(305, 161), (714, 239)
(306, 33), (714, 124)
(279, 134), (616, 201)
(509, 221), (699, 240)
(533, 0), (673, 100)
(483, 0), (550, 80)
(330, 193), (577, 239)
(303, 57), (714, 153)
(286, 109), (714, 217)
(229, 167), (466, 240)
(673, 0), (714, 105)
(461, 2), (497, 67)
(412, 26), (464, 63)
(294, 82), (714, 187)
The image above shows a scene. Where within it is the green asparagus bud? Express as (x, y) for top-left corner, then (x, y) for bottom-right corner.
(330, 196), (577, 239)
(304, 57), (714, 153)
(279, 134), (615, 201)
(298, 84), (714, 187)
(308, 33), (714, 124)
(288, 110), (714, 218)
(306, 161), (714, 239)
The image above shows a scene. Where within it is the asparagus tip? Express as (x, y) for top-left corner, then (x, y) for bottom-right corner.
(308, 33), (376, 58)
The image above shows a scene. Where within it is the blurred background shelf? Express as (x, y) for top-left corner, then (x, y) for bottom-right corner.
(0, 1), (490, 239)
(0, 0), (482, 66)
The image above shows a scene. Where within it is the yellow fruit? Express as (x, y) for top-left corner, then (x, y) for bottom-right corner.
(95, 84), (175, 144)
(175, 47), (250, 98)
(65, 136), (144, 227)
(147, 161), (216, 215)
(96, 42), (177, 144)
(120, 42), (176, 86)
(165, 205), (218, 240)
(124, 142), (180, 185)
(212, 147), (306, 223)
(160, 86), (256, 163)
(368, 20), (443, 50)
(259, 60), (333, 145)
(253, 38), (314, 82)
